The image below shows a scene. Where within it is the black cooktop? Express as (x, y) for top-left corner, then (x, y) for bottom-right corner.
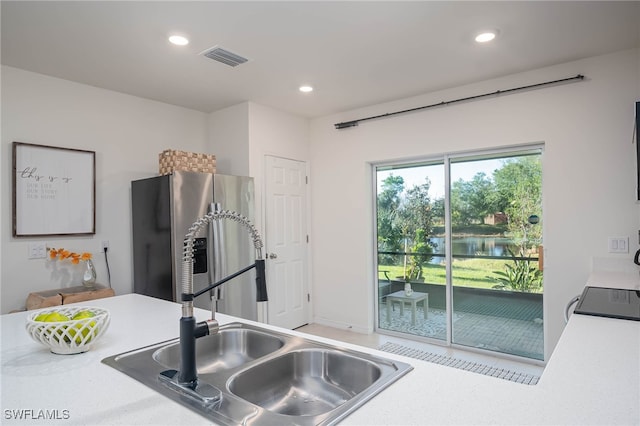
(574, 286), (640, 321)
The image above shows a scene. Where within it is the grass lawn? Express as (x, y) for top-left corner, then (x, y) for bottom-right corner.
(379, 258), (542, 292)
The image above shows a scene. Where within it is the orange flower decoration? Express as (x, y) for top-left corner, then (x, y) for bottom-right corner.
(48, 247), (92, 264)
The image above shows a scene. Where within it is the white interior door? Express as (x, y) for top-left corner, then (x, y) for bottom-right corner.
(264, 155), (309, 329)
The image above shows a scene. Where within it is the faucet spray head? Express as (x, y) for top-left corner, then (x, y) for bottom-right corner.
(255, 259), (268, 302)
(181, 209), (264, 316)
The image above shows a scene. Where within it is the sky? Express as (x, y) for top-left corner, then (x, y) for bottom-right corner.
(376, 158), (504, 199)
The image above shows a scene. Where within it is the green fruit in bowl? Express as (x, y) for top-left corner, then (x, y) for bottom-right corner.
(72, 310), (95, 321)
(42, 312), (70, 322)
(34, 312), (50, 322)
(68, 310), (97, 344)
(35, 311), (70, 342)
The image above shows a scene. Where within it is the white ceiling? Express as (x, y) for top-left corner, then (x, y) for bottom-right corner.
(2, 1), (639, 118)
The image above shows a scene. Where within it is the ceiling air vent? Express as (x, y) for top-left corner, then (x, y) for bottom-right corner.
(201, 46), (249, 67)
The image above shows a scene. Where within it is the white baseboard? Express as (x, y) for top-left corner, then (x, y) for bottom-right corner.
(312, 316), (371, 334)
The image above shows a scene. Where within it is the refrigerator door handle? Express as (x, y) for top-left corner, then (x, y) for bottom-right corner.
(210, 202), (226, 301)
(207, 203), (217, 303)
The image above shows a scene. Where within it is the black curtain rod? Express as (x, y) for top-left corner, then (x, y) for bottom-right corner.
(334, 74), (585, 129)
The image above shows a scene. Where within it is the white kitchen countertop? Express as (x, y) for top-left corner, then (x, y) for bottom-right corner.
(1, 272), (638, 425)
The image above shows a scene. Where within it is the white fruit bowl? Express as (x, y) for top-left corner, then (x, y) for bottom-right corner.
(25, 306), (110, 355)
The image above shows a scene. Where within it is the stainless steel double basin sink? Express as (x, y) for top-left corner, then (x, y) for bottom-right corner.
(102, 322), (412, 425)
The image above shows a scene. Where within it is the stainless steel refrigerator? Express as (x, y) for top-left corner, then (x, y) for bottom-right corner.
(131, 171), (258, 320)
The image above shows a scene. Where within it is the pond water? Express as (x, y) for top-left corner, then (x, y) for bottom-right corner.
(429, 236), (516, 262)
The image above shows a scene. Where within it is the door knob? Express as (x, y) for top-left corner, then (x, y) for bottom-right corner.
(268, 253), (278, 259)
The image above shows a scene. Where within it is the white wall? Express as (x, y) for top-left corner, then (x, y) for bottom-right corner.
(207, 103), (250, 176)
(1, 66), (209, 313)
(208, 101), (311, 231)
(309, 49), (640, 360)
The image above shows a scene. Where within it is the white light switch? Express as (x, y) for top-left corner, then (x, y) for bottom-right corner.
(28, 242), (47, 259)
(608, 237), (629, 253)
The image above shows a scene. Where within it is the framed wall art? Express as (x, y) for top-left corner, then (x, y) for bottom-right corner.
(12, 142), (96, 237)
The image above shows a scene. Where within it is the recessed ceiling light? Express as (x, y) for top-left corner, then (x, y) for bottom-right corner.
(475, 31), (497, 43)
(299, 85), (313, 93)
(169, 35), (189, 46)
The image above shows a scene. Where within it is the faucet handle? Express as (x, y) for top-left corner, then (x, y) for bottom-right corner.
(205, 319), (219, 335)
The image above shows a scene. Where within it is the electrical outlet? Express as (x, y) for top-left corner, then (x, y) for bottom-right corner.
(28, 242), (47, 259)
(101, 240), (110, 250)
(608, 237), (629, 253)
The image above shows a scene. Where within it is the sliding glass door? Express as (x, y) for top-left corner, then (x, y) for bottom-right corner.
(375, 147), (543, 360)
(377, 162), (446, 341)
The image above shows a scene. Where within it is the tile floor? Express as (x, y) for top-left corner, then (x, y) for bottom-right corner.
(377, 305), (544, 360)
(297, 322), (544, 377)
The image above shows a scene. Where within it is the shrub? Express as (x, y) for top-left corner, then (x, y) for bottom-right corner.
(491, 249), (542, 293)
